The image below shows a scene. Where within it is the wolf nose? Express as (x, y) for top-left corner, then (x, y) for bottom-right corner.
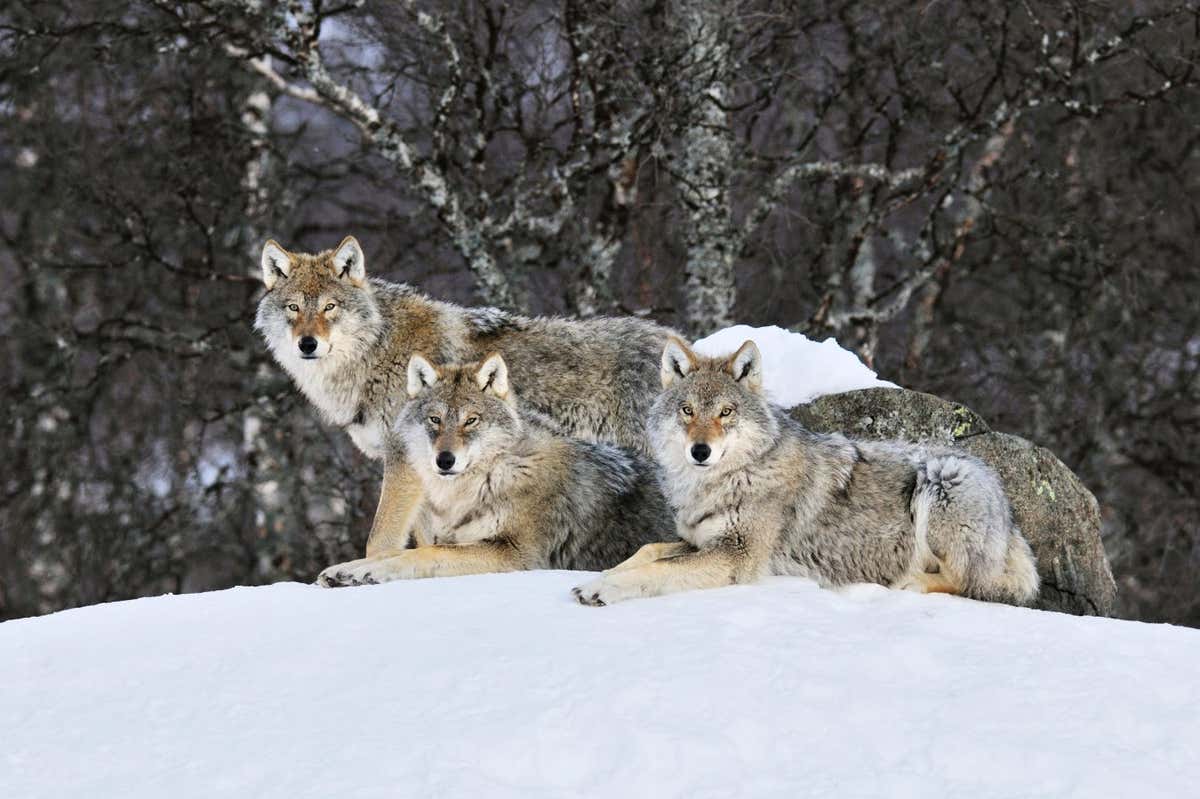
(690, 443), (711, 463)
(298, 336), (318, 355)
(436, 451), (456, 471)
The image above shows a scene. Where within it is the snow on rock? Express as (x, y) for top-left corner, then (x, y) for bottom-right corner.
(3, 574), (1198, 798)
(693, 324), (897, 408)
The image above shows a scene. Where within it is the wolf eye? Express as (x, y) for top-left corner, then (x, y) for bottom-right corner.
(680, 404), (693, 416)
(286, 303), (299, 312)
(324, 302), (337, 312)
(463, 416), (479, 428)
(428, 416), (441, 426)
(719, 407), (734, 418)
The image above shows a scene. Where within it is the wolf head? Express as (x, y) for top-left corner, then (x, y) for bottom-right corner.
(650, 336), (780, 474)
(253, 236), (383, 365)
(399, 353), (523, 478)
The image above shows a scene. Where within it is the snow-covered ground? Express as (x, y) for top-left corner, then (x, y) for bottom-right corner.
(4, 328), (1188, 795)
(694, 324), (896, 407)
(4, 573), (1197, 798)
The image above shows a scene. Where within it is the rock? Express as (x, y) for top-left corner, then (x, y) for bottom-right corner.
(958, 432), (1115, 616)
(791, 387), (992, 445)
(791, 388), (1117, 617)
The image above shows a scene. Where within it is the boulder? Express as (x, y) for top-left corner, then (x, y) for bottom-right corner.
(791, 388), (1117, 616)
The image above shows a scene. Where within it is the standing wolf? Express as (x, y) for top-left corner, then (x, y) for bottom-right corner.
(573, 338), (1039, 607)
(254, 236), (672, 565)
(317, 354), (675, 586)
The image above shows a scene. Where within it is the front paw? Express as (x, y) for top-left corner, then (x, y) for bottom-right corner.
(571, 584), (605, 607)
(572, 576), (631, 607)
(317, 558), (379, 588)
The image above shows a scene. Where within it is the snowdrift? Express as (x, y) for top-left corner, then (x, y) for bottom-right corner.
(693, 324), (896, 407)
(3, 573), (1197, 798)
(2, 326), (1175, 796)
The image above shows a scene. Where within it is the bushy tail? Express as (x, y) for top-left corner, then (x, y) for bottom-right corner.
(915, 453), (1040, 607)
(976, 529), (1039, 607)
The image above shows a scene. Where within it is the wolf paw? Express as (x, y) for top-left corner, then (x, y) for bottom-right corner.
(571, 584), (607, 607)
(316, 559), (379, 588)
(571, 576), (638, 607)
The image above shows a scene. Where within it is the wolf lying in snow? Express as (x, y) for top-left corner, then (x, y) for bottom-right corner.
(317, 354), (675, 586)
(254, 236), (672, 568)
(573, 338), (1039, 607)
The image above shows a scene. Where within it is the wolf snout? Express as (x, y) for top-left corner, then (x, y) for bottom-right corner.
(690, 443), (712, 464)
(436, 451), (457, 472)
(298, 336), (319, 357)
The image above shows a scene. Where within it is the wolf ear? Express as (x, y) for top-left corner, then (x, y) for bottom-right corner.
(475, 353), (509, 399)
(727, 340), (763, 391)
(660, 336), (698, 388)
(406, 354), (439, 397)
(260, 240), (293, 289)
(332, 236), (366, 286)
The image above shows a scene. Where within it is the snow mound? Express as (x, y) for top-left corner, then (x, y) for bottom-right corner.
(694, 324), (897, 408)
(3, 574), (1197, 798)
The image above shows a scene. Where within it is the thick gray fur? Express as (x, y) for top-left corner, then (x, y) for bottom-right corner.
(574, 340), (1039, 606)
(316, 357), (676, 586)
(253, 240), (672, 462)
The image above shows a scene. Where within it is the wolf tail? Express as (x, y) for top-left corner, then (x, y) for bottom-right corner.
(915, 453), (1040, 606)
(984, 526), (1040, 606)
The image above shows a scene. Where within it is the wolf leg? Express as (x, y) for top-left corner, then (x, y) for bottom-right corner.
(572, 543), (757, 606)
(318, 542), (524, 586)
(365, 456), (426, 556)
(603, 541), (695, 574)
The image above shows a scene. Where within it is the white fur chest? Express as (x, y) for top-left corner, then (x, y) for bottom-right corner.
(668, 465), (772, 549)
(280, 355), (360, 423)
(344, 420), (387, 461)
(664, 468), (730, 548)
(420, 470), (504, 545)
(678, 511), (728, 548)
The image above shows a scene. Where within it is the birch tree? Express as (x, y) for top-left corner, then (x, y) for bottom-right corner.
(674, 5), (738, 333)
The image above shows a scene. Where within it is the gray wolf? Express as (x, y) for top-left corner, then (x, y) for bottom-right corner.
(316, 354), (675, 586)
(254, 237), (673, 562)
(573, 337), (1039, 606)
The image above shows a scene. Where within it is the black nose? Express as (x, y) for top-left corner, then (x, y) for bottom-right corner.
(298, 336), (318, 355)
(436, 451), (456, 471)
(690, 443), (711, 463)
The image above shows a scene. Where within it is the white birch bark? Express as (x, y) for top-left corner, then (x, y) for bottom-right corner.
(236, 75), (283, 547)
(677, 6), (737, 336)
(213, 0), (520, 308)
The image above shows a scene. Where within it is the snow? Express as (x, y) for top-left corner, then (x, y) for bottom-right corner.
(4, 573), (1198, 798)
(693, 324), (897, 408)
